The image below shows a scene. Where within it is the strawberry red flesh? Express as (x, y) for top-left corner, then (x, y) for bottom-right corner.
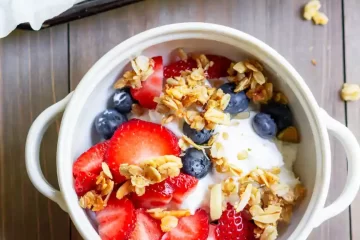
(105, 119), (181, 183)
(130, 56), (163, 109)
(215, 204), (256, 240)
(167, 173), (198, 204)
(130, 180), (174, 209)
(206, 55), (232, 79)
(96, 196), (136, 240)
(128, 209), (163, 240)
(161, 209), (209, 240)
(72, 141), (109, 178)
(74, 171), (97, 196)
(163, 58), (197, 78)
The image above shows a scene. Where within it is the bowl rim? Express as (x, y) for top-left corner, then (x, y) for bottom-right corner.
(57, 22), (331, 240)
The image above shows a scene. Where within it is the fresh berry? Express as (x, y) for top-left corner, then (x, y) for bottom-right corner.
(113, 88), (134, 113)
(183, 123), (212, 145)
(208, 224), (217, 240)
(106, 119), (181, 183)
(167, 173), (199, 204)
(95, 109), (128, 139)
(130, 56), (163, 109)
(130, 181), (174, 209)
(215, 205), (256, 240)
(220, 83), (249, 114)
(164, 58), (197, 78)
(72, 141), (109, 178)
(261, 102), (293, 131)
(206, 55), (232, 79)
(128, 209), (163, 240)
(161, 209), (209, 240)
(74, 171), (97, 196)
(96, 196), (136, 240)
(252, 113), (277, 139)
(181, 148), (212, 179)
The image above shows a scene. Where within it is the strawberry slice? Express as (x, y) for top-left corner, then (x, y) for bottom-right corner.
(72, 141), (109, 178)
(128, 209), (163, 240)
(74, 171), (97, 196)
(130, 56), (163, 109)
(130, 180), (174, 209)
(167, 173), (198, 204)
(105, 119), (181, 183)
(161, 209), (209, 240)
(163, 58), (197, 78)
(96, 196), (136, 240)
(206, 55), (232, 79)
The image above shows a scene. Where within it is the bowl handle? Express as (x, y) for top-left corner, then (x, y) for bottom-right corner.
(313, 108), (360, 227)
(25, 92), (73, 212)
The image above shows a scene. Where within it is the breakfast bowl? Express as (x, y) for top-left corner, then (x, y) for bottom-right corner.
(25, 23), (360, 240)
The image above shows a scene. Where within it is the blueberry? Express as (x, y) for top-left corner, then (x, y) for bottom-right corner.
(261, 102), (293, 131)
(113, 88), (134, 114)
(219, 83), (249, 114)
(252, 113), (277, 139)
(95, 109), (128, 139)
(181, 148), (212, 179)
(183, 123), (212, 145)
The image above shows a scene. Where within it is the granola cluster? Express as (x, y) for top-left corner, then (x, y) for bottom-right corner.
(227, 60), (274, 104)
(113, 56), (155, 89)
(116, 155), (182, 198)
(154, 54), (231, 131)
(341, 83), (360, 102)
(303, 0), (328, 25)
(147, 208), (191, 232)
(210, 168), (305, 240)
(79, 163), (115, 211)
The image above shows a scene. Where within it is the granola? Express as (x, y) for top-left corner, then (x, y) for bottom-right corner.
(117, 155), (182, 198)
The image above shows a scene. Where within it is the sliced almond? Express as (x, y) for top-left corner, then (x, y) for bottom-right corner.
(253, 213), (281, 224)
(277, 126), (300, 143)
(233, 62), (247, 74)
(116, 180), (132, 199)
(102, 162), (113, 179)
(233, 111), (250, 120)
(236, 184), (252, 212)
(210, 183), (223, 221)
(253, 71), (266, 85)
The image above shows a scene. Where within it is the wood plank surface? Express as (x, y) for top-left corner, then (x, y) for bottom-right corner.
(0, 26), (70, 239)
(343, 0), (360, 239)
(68, 0), (349, 239)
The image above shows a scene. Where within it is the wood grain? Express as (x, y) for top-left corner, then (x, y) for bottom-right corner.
(343, 0), (360, 239)
(67, 0), (348, 239)
(0, 26), (70, 239)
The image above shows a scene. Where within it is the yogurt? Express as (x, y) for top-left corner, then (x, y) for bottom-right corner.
(131, 110), (300, 213)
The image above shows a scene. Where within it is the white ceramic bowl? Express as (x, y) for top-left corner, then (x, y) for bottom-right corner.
(25, 23), (360, 240)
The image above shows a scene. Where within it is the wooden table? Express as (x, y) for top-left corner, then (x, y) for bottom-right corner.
(0, 0), (359, 239)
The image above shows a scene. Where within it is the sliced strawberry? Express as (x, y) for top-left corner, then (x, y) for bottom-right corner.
(130, 180), (174, 209)
(128, 209), (163, 240)
(215, 204), (255, 240)
(206, 55), (232, 79)
(167, 173), (198, 204)
(96, 196), (136, 240)
(207, 224), (217, 240)
(72, 141), (109, 178)
(130, 56), (163, 109)
(74, 171), (97, 196)
(106, 119), (181, 183)
(161, 209), (209, 240)
(163, 58), (197, 78)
